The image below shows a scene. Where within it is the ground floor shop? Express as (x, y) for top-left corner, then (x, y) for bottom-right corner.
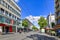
(0, 23), (17, 33)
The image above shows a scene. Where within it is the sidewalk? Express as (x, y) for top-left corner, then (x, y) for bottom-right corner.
(0, 32), (27, 39)
(0, 32), (16, 39)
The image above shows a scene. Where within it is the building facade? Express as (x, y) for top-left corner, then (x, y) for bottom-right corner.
(24, 19), (33, 30)
(55, 0), (60, 29)
(0, 0), (21, 33)
(47, 13), (55, 29)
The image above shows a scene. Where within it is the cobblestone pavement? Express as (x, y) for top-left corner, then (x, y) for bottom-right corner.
(0, 31), (59, 40)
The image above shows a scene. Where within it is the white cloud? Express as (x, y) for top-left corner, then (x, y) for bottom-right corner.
(25, 15), (41, 28)
(14, 0), (19, 3)
(25, 15), (47, 28)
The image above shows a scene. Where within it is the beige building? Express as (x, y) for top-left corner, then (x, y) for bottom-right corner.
(0, 0), (21, 33)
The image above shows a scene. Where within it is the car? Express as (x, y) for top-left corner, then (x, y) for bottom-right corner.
(56, 29), (60, 37)
(50, 30), (56, 36)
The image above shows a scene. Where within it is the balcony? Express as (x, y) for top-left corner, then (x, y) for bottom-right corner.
(55, 2), (59, 9)
(56, 7), (60, 13)
(56, 16), (60, 20)
(0, 0), (20, 17)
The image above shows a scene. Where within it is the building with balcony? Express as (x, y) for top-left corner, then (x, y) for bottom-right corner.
(54, 0), (60, 30)
(0, 0), (21, 33)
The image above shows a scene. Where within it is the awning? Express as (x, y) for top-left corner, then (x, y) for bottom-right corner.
(0, 23), (12, 27)
(0, 23), (7, 26)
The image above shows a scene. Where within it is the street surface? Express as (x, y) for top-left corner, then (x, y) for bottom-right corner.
(0, 31), (59, 40)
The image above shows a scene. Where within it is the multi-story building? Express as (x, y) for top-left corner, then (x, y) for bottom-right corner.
(54, 0), (60, 30)
(25, 19), (34, 30)
(47, 13), (55, 28)
(0, 0), (21, 33)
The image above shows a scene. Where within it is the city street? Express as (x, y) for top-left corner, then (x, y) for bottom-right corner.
(0, 31), (59, 40)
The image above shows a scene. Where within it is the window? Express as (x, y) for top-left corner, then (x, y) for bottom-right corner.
(57, 12), (60, 16)
(1, 8), (4, 14)
(15, 16), (16, 19)
(7, 0), (10, 3)
(5, 18), (10, 24)
(5, 11), (8, 16)
(0, 16), (4, 22)
(4, 1), (7, 7)
(8, 6), (11, 10)
(0, 0), (1, 4)
(59, 12), (60, 16)
(57, 19), (60, 24)
(0, 16), (2, 20)
(12, 15), (14, 18)
(8, 5), (10, 9)
(9, 13), (11, 17)
(1, 0), (4, 5)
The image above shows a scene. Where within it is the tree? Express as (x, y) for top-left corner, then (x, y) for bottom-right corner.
(38, 16), (48, 29)
(51, 22), (55, 28)
(32, 26), (38, 31)
(22, 19), (28, 28)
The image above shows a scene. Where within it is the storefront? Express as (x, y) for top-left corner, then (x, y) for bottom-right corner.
(0, 23), (12, 33)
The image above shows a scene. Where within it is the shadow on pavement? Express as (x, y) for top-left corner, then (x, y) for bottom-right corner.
(27, 34), (57, 40)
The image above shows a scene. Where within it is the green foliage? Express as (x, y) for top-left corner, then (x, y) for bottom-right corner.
(22, 19), (28, 28)
(32, 26), (38, 30)
(38, 16), (48, 29)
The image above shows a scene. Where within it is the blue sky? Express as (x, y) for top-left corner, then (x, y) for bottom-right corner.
(15, 0), (55, 19)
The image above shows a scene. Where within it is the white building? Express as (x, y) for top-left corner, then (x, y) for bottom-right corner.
(47, 13), (55, 28)
(26, 15), (47, 29)
(0, 0), (21, 33)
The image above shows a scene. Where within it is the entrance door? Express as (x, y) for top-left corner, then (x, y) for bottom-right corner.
(5, 27), (9, 33)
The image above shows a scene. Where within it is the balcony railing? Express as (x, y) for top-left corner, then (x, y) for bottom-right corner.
(0, 0), (20, 17)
